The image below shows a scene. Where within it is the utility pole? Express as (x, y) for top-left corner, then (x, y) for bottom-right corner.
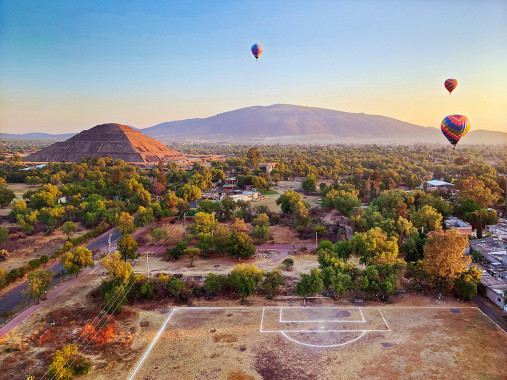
(146, 252), (150, 278)
(315, 231), (318, 248)
(108, 233), (112, 254)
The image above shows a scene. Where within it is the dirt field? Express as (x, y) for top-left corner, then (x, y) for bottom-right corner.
(0, 223), (90, 272)
(119, 304), (507, 380)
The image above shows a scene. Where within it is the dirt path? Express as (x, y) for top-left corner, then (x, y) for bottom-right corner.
(322, 210), (353, 240)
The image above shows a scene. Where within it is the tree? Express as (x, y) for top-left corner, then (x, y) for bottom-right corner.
(276, 189), (304, 214)
(263, 269), (285, 299)
(48, 343), (91, 380)
(302, 174), (317, 193)
(422, 229), (470, 292)
(61, 221), (78, 240)
(117, 234), (138, 262)
(227, 231), (256, 259)
(176, 183), (201, 202)
(411, 205), (443, 232)
(167, 241), (188, 261)
(350, 227), (400, 265)
(0, 249), (9, 261)
(282, 257), (294, 271)
(0, 227), (9, 244)
(101, 252), (133, 283)
(454, 266), (482, 301)
(162, 190), (178, 211)
(25, 269), (53, 302)
(252, 213), (269, 227)
(247, 147), (260, 168)
(329, 271), (352, 299)
(117, 212), (135, 235)
(104, 284), (128, 313)
(295, 268), (324, 303)
(231, 218), (248, 233)
(61, 247), (94, 276)
(0, 186), (15, 207)
(204, 273), (222, 296)
(213, 226), (230, 254)
(168, 278), (186, 300)
(184, 247), (201, 267)
(197, 232), (214, 256)
(191, 212), (218, 234)
(229, 264), (264, 302)
(360, 264), (399, 301)
(252, 225), (270, 244)
(334, 240), (352, 261)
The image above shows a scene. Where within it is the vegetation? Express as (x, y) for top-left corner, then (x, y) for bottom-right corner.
(24, 269), (53, 302)
(48, 343), (91, 379)
(60, 247), (94, 276)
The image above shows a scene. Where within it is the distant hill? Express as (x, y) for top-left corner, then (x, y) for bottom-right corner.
(140, 104), (506, 145)
(0, 132), (76, 140)
(4, 105), (505, 145)
(24, 123), (185, 163)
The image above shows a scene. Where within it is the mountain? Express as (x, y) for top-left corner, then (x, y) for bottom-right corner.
(140, 104), (506, 145)
(24, 123), (186, 163)
(0, 132), (76, 140)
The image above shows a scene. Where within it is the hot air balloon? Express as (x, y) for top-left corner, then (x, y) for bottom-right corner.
(251, 43), (263, 61)
(441, 115), (470, 149)
(444, 79), (458, 94)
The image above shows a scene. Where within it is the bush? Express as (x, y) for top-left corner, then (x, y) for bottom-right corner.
(167, 241), (188, 261)
(150, 228), (168, 242)
(104, 284), (127, 314)
(139, 281), (155, 300)
(204, 273), (222, 296)
(263, 270), (285, 299)
(0, 249), (9, 261)
(40, 255), (49, 264)
(168, 278), (186, 300)
(281, 257), (294, 271)
(28, 258), (42, 269)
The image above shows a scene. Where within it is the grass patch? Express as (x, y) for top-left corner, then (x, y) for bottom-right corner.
(260, 189), (279, 195)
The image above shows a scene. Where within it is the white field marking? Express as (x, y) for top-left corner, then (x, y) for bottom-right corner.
(476, 308), (507, 334)
(261, 329), (390, 333)
(280, 331), (366, 348)
(260, 307), (266, 332)
(279, 306), (365, 323)
(128, 308), (178, 380)
(378, 308), (391, 332)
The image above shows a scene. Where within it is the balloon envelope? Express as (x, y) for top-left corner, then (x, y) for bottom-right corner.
(444, 79), (458, 94)
(441, 115), (470, 149)
(251, 43), (263, 60)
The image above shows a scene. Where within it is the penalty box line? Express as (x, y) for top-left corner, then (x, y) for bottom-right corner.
(261, 307), (390, 333)
(279, 306), (366, 323)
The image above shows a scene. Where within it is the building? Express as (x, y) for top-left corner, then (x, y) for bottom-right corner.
(230, 191), (259, 202)
(480, 274), (507, 311)
(469, 237), (507, 265)
(486, 219), (507, 239)
(424, 180), (454, 192)
(445, 217), (473, 236)
(258, 162), (277, 174)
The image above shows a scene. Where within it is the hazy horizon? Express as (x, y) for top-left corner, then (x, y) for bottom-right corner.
(1, 1), (506, 134)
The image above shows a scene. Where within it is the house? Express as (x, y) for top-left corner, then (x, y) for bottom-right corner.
(424, 180), (454, 192)
(258, 162), (277, 174)
(469, 237), (507, 265)
(480, 274), (507, 311)
(230, 191), (259, 202)
(486, 219), (507, 239)
(445, 217), (473, 236)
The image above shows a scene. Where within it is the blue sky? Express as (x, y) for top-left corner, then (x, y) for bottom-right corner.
(1, 0), (506, 133)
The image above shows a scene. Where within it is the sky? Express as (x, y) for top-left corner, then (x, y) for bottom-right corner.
(1, 0), (506, 134)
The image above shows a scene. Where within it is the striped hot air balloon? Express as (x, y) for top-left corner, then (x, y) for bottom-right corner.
(444, 79), (458, 94)
(251, 43), (263, 61)
(441, 115), (470, 149)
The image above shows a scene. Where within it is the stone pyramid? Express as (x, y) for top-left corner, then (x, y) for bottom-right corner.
(25, 123), (186, 163)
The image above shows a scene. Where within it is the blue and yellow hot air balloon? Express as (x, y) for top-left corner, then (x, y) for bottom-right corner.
(251, 43), (263, 61)
(441, 115), (470, 149)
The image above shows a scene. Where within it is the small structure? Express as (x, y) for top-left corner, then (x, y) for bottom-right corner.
(445, 217), (473, 236)
(480, 274), (507, 311)
(258, 162), (277, 174)
(21, 164), (47, 171)
(486, 219), (507, 239)
(424, 180), (454, 192)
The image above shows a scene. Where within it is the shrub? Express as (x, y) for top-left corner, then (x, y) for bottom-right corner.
(263, 269), (285, 299)
(28, 258), (42, 269)
(150, 228), (168, 243)
(0, 249), (9, 261)
(204, 273), (222, 296)
(139, 281), (155, 300)
(168, 278), (186, 300)
(281, 257), (294, 271)
(40, 255), (49, 264)
(167, 241), (187, 261)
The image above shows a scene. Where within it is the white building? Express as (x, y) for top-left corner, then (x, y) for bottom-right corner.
(445, 217), (473, 236)
(424, 180), (454, 192)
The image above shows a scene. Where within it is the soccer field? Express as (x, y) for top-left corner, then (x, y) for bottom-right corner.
(125, 306), (507, 380)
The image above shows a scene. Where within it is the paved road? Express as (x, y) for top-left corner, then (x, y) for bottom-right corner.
(0, 229), (121, 325)
(472, 295), (507, 333)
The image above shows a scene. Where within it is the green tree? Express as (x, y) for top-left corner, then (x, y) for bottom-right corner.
(329, 271), (353, 299)
(282, 257), (294, 271)
(0, 266), (6, 289)
(25, 269), (53, 302)
(229, 264), (264, 302)
(168, 278), (186, 300)
(167, 241), (188, 261)
(117, 234), (138, 262)
(104, 284), (128, 313)
(61, 221), (78, 240)
(176, 183), (201, 202)
(263, 269), (285, 299)
(197, 232), (214, 256)
(227, 231), (256, 259)
(302, 174), (317, 193)
(350, 227), (401, 265)
(0, 186), (15, 207)
(101, 252), (133, 283)
(184, 247), (201, 267)
(252, 224), (270, 244)
(117, 212), (135, 235)
(334, 240), (352, 261)
(411, 205), (443, 232)
(0, 227), (9, 244)
(295, 268), (324, 302)
(191, 212), (218, 234)
(61, 247), (94, 276)
(204, 273), (223, 296)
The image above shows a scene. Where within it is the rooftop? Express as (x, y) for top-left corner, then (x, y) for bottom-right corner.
(425, 180), (454, 187)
